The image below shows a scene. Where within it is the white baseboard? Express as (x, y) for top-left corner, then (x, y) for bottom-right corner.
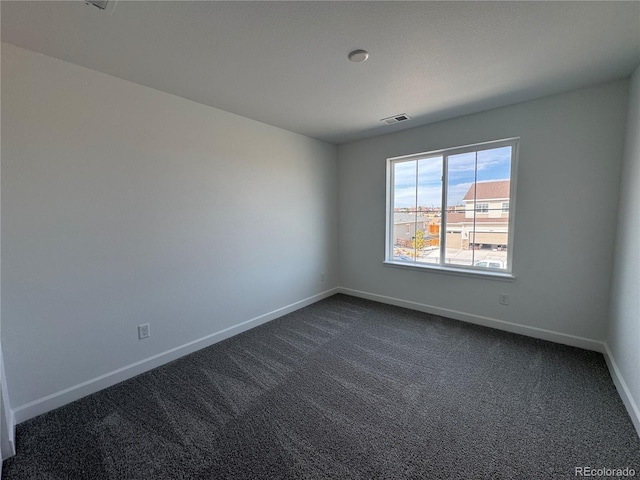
(337, 287), (606, 353)
(8, 287), (640, 446)
(2, 409), (15, 461)
(0, 406), (15, 462)
(13, 288), (339, 424)
(338, 287), (640, 439)
(603, 343), (640, 439)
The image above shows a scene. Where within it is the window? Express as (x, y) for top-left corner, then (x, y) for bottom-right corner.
(386, 138), (518, 275)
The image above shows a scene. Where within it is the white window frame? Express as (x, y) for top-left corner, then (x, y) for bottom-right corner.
(384, 138), (519, 280)
(475, 203), (489, 213)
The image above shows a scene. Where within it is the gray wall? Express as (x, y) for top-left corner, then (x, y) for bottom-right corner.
(1, 43), (338, 414)
(608, 65), (640, 430)
(338, 80), (629, 342)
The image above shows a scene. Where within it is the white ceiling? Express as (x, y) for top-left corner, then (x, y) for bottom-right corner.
(2, 1), (639, 144)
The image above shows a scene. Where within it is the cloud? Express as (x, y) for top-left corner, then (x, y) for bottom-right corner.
(394, 156), (443, 189)
(392, 146), (511, 207)
(446, 182), (472, 205)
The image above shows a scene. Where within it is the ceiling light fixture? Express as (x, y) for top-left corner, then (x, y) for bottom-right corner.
(348, 50), (369, 63)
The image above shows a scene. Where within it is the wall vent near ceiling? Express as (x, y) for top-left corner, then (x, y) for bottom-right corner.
(85, 0), (108, 10)
(381, 114), (411, 125)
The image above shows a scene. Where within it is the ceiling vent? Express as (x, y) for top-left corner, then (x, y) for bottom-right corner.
(85, 0), (108, 10)
(381, 114), (411, 125)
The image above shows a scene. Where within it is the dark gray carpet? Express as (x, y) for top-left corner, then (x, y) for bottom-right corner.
(3, 294), (640, 479)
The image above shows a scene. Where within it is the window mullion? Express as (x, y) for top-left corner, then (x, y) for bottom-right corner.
(440, 156), (448, 266)
(414, 160), (419, 263)
(472, 151), (478, 266)
(387, 161), (394, 262)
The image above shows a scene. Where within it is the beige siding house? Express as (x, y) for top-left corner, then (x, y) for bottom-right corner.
(446, 180), (510, 250)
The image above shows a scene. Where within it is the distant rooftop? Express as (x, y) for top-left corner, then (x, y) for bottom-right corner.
(393, 212), (430, 224)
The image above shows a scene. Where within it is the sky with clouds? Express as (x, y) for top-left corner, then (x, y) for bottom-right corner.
(393, 146), (512, 208)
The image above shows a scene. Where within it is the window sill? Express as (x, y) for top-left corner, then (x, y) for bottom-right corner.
(383, 260), (516, 282)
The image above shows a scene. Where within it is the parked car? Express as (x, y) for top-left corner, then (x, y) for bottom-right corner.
(474, 260), (505, 269)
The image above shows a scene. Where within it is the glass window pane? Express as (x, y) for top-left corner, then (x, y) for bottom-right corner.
(392, 160), (417, 262)
(473, 146), (512, 270)
(416, 156), (442, 265)
(446, 151), (476, 267)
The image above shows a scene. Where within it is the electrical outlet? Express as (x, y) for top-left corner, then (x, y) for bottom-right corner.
(321, 272), (325, 282)
(499, 294), (509, 306)
(138, 323), (151, 340)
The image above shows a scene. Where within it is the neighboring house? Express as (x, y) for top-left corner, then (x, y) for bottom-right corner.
(462, 180), (510, 219)
(392, 212), (440, 248)
(446, 180), (510, 250)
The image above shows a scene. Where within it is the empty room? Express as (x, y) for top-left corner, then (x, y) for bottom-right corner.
(1, 1), (639, 478)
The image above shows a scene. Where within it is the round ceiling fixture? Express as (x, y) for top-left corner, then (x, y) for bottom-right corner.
(348, 49), (369, 63)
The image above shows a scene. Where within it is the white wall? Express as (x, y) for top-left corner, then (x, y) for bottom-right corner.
(338, 80), (629, 345)
(1, 43), (338, 420)
(607, 64), (640, 434)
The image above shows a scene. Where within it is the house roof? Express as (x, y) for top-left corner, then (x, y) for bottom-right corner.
(393, 213), (430, 224)
(463, 181), (510, 201)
